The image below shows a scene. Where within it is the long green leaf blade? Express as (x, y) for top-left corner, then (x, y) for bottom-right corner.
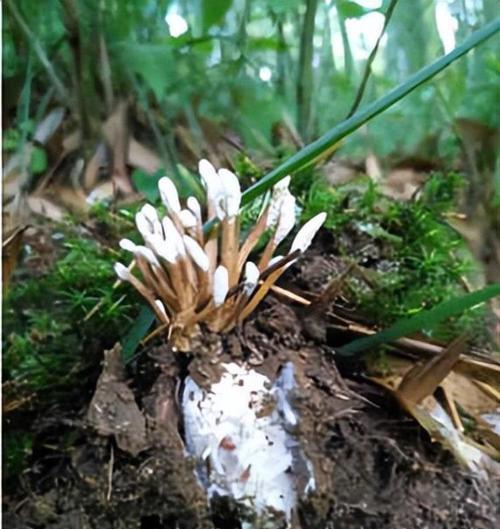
(241, 18), (500, 204)
(338, 283), (500, 355)
(121, 305), (155, 362)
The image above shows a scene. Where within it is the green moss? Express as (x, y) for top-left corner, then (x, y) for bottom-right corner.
(3, 212), (140, 396)
(302, 172), (485, 341)
(3, 432), (33, 480)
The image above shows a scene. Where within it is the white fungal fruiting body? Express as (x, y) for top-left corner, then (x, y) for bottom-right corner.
(243, 261), (260, 295)
(187, 196), (202, 220)
(290, 212), (327, 254)
(213, 265), (229, 306)
(267, 175), (292, 228)
(114, 262), (130, 280)
(178, 209), (198, 229)
(182, 362), (313, 521)
(116, 169), (326, 328)
(183, 235), (210, 271)
(218, 168), (241, 218)
(159, 176), (181, 214)
(119, 238), (137, 253)
(199, 159), (226, 219)
(161, 216), (186, 256)
(274, 193), (297, 244)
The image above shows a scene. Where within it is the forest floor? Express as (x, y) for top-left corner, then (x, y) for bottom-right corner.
(3, 227), (499, 529)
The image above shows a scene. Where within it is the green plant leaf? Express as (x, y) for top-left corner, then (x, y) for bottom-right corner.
(203, 0), (232, 30)
(121, 305), (155, 362)
(241, 17), (500, 205)
(338, 283), (500, 355)
(132, 166), (204, 204)
(119, 44), (173, 101)
(337, 1), (372, 19)
(30, 145), (48, 174)
(132, 168), (163, 202)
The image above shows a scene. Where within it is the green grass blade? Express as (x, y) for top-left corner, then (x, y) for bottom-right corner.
(338, 283), (500, 355)
(121, 305), (155, 362)
(241, 18), (500, 204)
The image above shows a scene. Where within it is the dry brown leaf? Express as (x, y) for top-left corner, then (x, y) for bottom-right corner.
(367, 340), (500, 478)
(27, 196), (66, 222)
(397, 335), (467, 404)
(86, 181), (115, 205)
(33, 107), (65, 144)
(49, 186), (90, 214)
(83, 142), (108, 191)
(87, 344), (149, 456)
(365, 151), (383, 182)
(128, 137), (162, 174)
(102, 101), (134, 194)
(62, 129), (81, 153)
(382, 168), (426, 201)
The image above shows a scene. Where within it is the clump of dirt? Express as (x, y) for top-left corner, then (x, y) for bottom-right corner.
(3, 237), (499, 529)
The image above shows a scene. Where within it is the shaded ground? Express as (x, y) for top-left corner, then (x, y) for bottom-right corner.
(3, 236), (499, 529)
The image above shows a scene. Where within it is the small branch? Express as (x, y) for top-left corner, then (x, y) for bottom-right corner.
(276, 17), (286, 97)
(5, 0), (70, 104)
(98, 1), (114, 113)
(346, 0), (399, 118)
(338, 11), (354, 79)
(297, 0), (319, 141)
(60, 0), (93, 144)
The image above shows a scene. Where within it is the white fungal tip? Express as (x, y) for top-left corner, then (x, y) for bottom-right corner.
(274, 193), (296, 244)
(141, 203), (159, 223)
(155, 299), (167, 316)
(198, 159), (218, 186)
(290, 212), (327, 254)
(147, 233), (178, 263)
(183, 235), (210, 271)
(267, 255), (285, 268)
(243, 261), (260, 295)
(178, 209), (198, 229)
(218, 168), (241, 218)
(199, 160), (225, 219)
(213, 265), (229, 306)
(187, 196), (202, 220)
(119, 238), (137, 253)
(114, 262), (130, 281)
(276, 175), (291, 190)
(267, 176), (294, 228)
(158, 176), (181, 214)
(162, 216), (186, 256)
(135, 245), (160, 267)
(135, 211), (153, 238)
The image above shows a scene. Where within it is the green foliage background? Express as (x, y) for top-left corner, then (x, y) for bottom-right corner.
(3, 0), (499, 160)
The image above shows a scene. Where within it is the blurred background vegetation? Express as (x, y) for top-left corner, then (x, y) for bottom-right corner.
(3, 0), (498, 164)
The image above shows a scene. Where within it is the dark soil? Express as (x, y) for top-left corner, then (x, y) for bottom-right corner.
(3, 240), (499, 529)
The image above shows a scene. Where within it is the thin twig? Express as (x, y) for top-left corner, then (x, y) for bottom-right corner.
(98, 1), (114, 113)
(297, 0), (320, 140)
(346, 0), (399, 118)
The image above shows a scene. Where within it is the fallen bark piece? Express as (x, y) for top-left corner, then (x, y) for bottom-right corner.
(87, 343), (149, 456)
